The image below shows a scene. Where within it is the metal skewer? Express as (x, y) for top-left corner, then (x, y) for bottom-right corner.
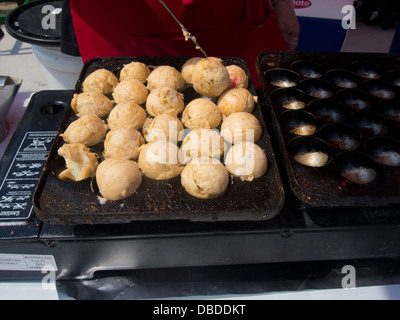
(157, 0), (208, 57)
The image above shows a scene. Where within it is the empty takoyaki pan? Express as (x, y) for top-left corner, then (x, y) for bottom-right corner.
(257, 52), (400, 207)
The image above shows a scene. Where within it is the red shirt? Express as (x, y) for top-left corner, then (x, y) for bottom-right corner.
(69, 0), (288, 85)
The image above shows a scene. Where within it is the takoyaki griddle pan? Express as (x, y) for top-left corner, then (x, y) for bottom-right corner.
(257, 51), (400, 208)
(33, 56), (285, 224)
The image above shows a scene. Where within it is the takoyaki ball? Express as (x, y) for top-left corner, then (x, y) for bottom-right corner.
(181, 158), (229, 199)
(181, 128), (227, 162)
(142, 114), (184, 143)
(145, 87), (185, 117)
(107, 102), (147, 130)
(112, 78), (149, 105)
(119, 61), (150, 82)
(138, 140), (185, 180)
(181, 57), (202, 83)
(191, 57), (230, 98)
(103, 126), (145, 160)
(226, 65), (249, 89)
(96, 158), (142, 201)
(71, 91), (114, 118)
(220, 112), (262, 144)
(61, 114), (108, 147)
(57, 143), (99, 181)
(217, 88), (258, 117)
(82, 68), (118, 95)
(146, 66), (185, 91)
(225, 142), (268, 181)
(181, 98), (222, 129)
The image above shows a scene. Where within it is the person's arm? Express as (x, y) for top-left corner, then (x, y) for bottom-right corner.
(270, 0), (300, 51)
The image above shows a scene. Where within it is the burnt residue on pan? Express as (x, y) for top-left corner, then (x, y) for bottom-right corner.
(33, 57), (285, 225)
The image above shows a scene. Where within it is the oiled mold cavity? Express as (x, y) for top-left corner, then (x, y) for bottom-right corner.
(365, 136), (400, 167)
(375, 100), (400, 122)
(335, 151), (382, 185)
(279, 110), (318, 136)
(325, 69), (361, 89)
(351, 111), (390, 136)
(319, 123), (363, 151)
(362, 79), (398, 100)
(287, 136), (332, 167)
(350, 61), (381, 79)
(336, 88), (373, 111)
(308, 99), (349, 123)
(265, 68), (299, 88)
(291, 60), (324, 78)
(299, 78), (336, 99)
(270, 88), (308, 110)
(385, 70), (400, 87)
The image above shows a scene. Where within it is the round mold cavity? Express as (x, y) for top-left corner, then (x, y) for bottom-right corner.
(308, 99), (349, 123)
(385, 70), (400, 87)
(291, 60), (324, 78)
(334, 151), (382, 185)
(375, 100), (400, 122)
(41, 101), (67, 116)
(335, 88), (373, 111)
(287, 136), (333, 167)
(319, 123), (363, 151)
(270, 88), (308, 110)
(264, 68), (299, 88)
(365, 136), (400, 167)
(351, 110), (390, 136)
(325, 69), (361, 89)
(279, 110), (318, 136)
(389, 124), (400, 141)
(349, 61), (382, 79)
(362, 79), (398, 100)
(299, 78), (336, 99)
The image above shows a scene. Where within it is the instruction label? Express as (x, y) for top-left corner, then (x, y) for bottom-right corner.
(0, 131), (57, 221)
(0, 253), (58, 271)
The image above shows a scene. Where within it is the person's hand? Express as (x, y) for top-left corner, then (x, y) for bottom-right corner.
(270, 0), (300, 51)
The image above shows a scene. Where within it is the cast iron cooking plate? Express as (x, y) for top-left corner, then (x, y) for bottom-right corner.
(33, 57), (284, 224)
(257, 52), (400, 208)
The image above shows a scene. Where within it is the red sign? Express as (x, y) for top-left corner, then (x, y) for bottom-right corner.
(293, 0), (312, 9)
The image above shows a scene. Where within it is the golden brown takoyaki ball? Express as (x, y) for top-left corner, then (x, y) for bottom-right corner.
(119, 61), (150, 82)
(181, 98), (222, 129)
(181, 128), (227, 162)
(107, 102), (147, 130)
(225, 142), (268, 181)
(112, 78), (149, 105)
(145, 87), (184, 117)
(191, 57), (230, 98)
(61, 114), (108, 147)
(181, 57), (202, 83)
(226, 65), (249, 89)
(71, 91), (114, 118)
(57, 143), (99, 181)
(220, 112), (262, 144)
(142, 114), (184, 143)
(82, 69), (118, 94)
(138, 140), (184, 180)
(146, 65), (185, 91)
(217, 88), (257, 117)
(96, 158), (142, 200)
(181, 158), (229, 199)
(103, 126), (145, 160)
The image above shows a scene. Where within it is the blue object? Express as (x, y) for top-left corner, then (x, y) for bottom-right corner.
(296, 16), (348, 52)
